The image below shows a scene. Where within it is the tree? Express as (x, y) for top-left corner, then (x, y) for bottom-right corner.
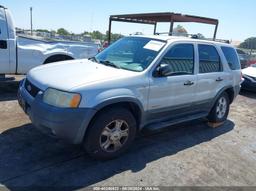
(196, 33), (205, 39)
(91, 31), (104, 40)
(36, 29), (50, 33)
(105, 31), (123, 42)
(239, 37), (256, 50)
(57, 28), (70, 36)
(82, 31), (90, 35)
(173, 25), (188, 36)
(110, 33), (123, 42)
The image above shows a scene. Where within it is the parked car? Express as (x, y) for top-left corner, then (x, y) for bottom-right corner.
(248, 58), (256, 66)
(236, 49), (250, 69)
(18, 35), (241, 159)
(242, 65), (256, 92)
(0, 5), (98, 75)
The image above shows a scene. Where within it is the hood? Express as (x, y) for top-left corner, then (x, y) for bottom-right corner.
(242, 67), (256, 78)
(27, 59), (136, 91)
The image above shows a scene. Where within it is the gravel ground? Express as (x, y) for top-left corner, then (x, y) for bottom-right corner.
(0, 77), (256, 190)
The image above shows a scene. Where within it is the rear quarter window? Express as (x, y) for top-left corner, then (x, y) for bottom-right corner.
(221, 47), (241, 70)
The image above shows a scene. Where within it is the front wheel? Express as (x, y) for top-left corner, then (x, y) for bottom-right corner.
(83, 107), (137, 160)
(207, 92), (230, 123)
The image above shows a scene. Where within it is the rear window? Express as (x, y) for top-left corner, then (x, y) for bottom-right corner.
(221, 47), (240, 70)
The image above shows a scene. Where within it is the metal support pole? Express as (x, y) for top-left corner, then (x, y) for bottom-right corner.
(169, 19), (174, 36)
(30, 7), (33, 36)
(108, 18), (112, 44)
(213, 22), (218, 40)
(153, 23), (157, 35)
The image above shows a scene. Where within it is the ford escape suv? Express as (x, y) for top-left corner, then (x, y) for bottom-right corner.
(18, 35), (241, 159)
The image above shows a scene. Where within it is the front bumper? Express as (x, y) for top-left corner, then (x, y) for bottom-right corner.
(18, 80), (97, 144)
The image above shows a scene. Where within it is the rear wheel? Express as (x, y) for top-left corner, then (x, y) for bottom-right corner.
(207, 92), (230, 123)
(84, 107), (137, 160)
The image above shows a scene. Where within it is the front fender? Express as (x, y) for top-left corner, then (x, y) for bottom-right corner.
(80, 86), (148, 111)
(80, 86), (148, 125)
(94, 96), (144, 113)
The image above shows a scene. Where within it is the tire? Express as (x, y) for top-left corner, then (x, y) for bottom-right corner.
(84, 107), (137, 160)
(207, 92), (230, 123)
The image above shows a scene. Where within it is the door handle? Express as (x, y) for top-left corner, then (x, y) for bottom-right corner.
(0, 40), (7, 49)
(184, 80), (194, 86)
(216, 77), (223, 82)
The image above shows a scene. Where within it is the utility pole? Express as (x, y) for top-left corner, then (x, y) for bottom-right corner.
(30, 7), (33, 36)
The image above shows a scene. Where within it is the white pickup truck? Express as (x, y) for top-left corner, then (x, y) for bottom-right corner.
(0, 5), (98, 75)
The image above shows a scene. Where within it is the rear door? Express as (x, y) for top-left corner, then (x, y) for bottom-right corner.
(0, 7), (10, 73)
(195, 43), (231, 111)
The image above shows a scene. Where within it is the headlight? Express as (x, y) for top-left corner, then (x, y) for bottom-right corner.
(43, 88), (81, 108)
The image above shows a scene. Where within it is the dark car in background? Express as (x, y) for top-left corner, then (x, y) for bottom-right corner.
(236, 49), (251, 69)
(242, 64), (256, 92)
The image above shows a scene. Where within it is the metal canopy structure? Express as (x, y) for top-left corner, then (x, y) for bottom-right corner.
(108, 12), (219, 43)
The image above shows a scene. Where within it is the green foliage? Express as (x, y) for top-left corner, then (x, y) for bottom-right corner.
(239, 37), (256, 49)
(36, 29), (50, 33)
(196, 33), (205, 39)
(82, 30), (123, 42)
(91, 31), (104, 40)
(110, 33), (123, 42)
(36, 28), (124, 42)
(82, 31), (103, 40)
(57, 28), (70, 36)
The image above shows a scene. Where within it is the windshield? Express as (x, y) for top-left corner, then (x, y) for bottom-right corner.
(95, 37), (166, 72)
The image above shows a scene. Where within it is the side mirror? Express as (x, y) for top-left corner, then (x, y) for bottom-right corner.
(154, 64), (171, 77)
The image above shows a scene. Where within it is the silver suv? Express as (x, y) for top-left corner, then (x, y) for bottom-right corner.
(18, 35), (241, 159)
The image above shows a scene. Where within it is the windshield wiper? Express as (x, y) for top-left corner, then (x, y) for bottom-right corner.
(88, 56), (98, 63)
(99, 60), (121, 69)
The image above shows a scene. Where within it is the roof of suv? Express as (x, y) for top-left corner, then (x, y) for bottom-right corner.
(131, 35), (233, 47)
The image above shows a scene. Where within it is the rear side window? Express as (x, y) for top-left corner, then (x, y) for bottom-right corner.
(198, 44), (222, 73)
(221, 47), (240, 70)
(159, 44), (194, 75)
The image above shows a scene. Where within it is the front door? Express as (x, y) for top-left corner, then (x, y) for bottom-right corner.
(0, 7), (10, 73)
(148, 43), (197, 122)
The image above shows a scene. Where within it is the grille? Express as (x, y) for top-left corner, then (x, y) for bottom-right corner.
(25, 79), (41, 97)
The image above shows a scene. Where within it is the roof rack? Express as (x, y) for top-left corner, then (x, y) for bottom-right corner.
(108, 12), (219, 43)
(155, 32), (199, 37)
(0, 5), (6, 9)
(153, 32), (230, 44)
(204, 38), (230, 44)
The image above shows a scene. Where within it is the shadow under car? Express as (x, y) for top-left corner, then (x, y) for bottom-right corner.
(0, 119), (234, 190)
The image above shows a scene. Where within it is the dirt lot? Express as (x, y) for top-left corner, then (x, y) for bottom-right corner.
(0, 77), (256, 190)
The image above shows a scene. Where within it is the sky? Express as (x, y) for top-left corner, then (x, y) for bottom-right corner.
(1, 0), (255, 41)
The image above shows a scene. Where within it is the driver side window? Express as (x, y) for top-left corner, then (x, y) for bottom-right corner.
(159, 43), (194, 75)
